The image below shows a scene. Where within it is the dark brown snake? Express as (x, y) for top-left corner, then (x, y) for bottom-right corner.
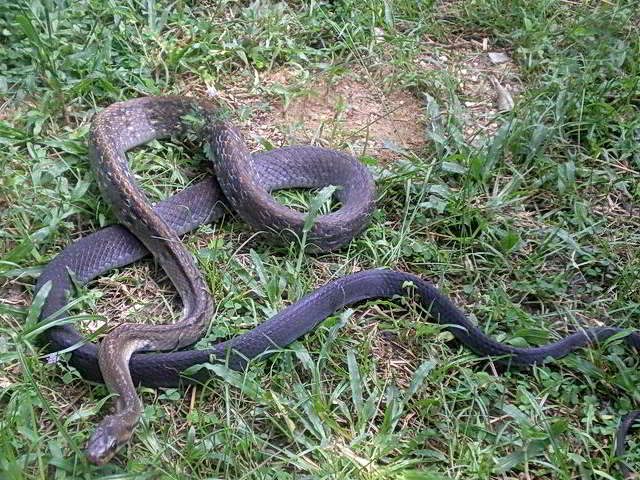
(33, 96), (638, 474)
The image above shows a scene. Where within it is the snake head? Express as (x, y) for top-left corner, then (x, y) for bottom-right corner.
(86, 415), (128, 465)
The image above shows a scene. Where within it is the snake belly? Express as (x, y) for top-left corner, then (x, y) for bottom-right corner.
(34, 96), (639, 472)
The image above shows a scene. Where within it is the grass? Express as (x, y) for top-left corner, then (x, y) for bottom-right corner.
(1, 0), (639, 478)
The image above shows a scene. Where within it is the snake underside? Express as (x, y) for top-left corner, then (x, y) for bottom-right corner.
(34, 96), (639, 473)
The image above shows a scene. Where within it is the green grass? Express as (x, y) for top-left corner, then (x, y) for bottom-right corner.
(1, 0), (639, 478)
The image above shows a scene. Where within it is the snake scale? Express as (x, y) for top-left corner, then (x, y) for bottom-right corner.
(34, 96), (639, 473)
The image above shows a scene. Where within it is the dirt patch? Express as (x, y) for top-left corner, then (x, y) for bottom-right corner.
(194, 66), (428, 163)
(274, 70), (426, 161)
(0, 279), (30, 312)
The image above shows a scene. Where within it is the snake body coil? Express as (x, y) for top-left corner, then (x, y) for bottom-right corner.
(34, 96), (638, 472)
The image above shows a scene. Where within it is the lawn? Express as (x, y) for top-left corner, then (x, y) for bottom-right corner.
(0, 0), (639, 479)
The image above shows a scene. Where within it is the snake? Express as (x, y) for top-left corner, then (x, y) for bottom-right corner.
(33, 96), (639, 473)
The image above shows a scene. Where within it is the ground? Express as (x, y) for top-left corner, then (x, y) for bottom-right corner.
(0, 1), (639, 479)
